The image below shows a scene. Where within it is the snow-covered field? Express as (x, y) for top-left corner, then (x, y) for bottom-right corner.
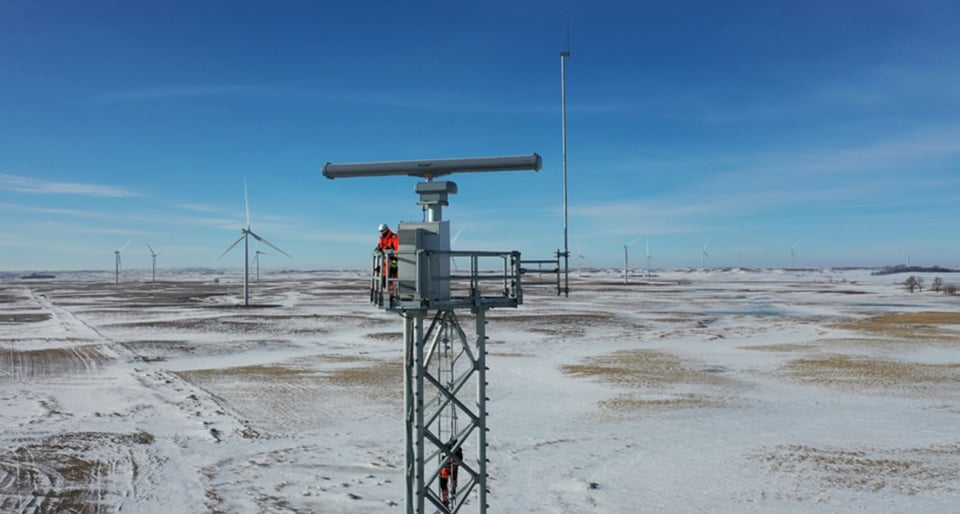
(2, 268), (959, 513)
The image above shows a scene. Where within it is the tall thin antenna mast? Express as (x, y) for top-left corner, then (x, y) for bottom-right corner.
(560, 17), (571, 297)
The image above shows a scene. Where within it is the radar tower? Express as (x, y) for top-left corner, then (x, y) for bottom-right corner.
(323, 153), (541, 514)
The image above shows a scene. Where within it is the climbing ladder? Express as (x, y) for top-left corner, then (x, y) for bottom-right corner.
(419, 310), (482, 513)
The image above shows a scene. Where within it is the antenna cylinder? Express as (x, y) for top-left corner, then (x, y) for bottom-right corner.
(322, 154), (542, 179)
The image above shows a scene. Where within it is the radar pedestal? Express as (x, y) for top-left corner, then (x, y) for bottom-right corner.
(323, 154), (540, 514)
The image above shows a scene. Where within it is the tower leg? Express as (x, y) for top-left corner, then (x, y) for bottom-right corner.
(475, 308), (488, 514)
(404, 312), (425, 513)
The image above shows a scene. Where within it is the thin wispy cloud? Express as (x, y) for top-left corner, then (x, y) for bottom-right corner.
(0, 174), (140, 197)
(0, 202), (107, 218)
(91, 85), (262, 105)
(774, 127), (960, 177)
(177, 203), (223, 214)
(91, 83), (552, 115)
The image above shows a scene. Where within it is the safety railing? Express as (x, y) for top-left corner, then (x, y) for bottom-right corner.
(371, 249), (522, 311)
(519, 255), (563, 295)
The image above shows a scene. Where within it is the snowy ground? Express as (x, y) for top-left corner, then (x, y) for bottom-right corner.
(1, 268), (960, 513)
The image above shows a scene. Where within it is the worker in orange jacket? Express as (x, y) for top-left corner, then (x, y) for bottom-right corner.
(376, 223), (399, 254)
(375, 223), (399, 293)
(439, 442), (463, 504)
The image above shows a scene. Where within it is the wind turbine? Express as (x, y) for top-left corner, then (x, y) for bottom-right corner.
(219, 181), (291, 306)
(645, 239), (654, 277)
(576, 248), (586, 278)
(147, 244), (160, 283)
(113, 241), (131, 286)
(253, 249), (268, 282)
(623, 237), (642, 284)
(701, 242), (710, 270)
(790, 241), (799, 268)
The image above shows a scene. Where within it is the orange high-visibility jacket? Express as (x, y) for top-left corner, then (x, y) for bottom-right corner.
(377, 229), (399, 252)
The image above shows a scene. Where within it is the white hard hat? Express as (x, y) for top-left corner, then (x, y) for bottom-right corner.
(378, 223), (388, 233)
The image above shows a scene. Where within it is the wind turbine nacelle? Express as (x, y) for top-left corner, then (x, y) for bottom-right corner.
(322, 154), (542, 179)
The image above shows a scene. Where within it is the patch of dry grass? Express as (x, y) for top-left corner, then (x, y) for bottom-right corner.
(780, 354), (960, 394)
(599, 394), (713, 412)
(0, 431), (155, 513)
(870, 312), (960, 325)
(0, 345), (113, 380)
(364, 331), (403, 341)
(187, 364), (314, 379)
(740, 343), (821, 353)
(755, 443), (960, 495)
(561, 349), (733, 388)
(561, 349), (736, 413)
(325, 361), (402, 390)
(833, 311), (960, 342)
(0, 312), (52, 323)
(486, 312), (618, 339)
(182, 356), (401, 406)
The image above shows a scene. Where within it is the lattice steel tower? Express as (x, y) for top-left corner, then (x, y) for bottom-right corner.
(323, 154), (541, 514)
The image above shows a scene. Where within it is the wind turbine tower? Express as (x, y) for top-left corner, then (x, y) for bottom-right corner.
(253, 249), (269, 282)
(790, 241), (799, 268)
(113, 241), (131, 286)
(645, 239), (654, 277)
(147, 244), (160, 283)
(219, 181), (291, 306)
(623, 237), (641, 284)
(701, 242), (710, 269)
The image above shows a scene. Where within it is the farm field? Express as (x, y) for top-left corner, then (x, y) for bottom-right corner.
(1, 268), (959, 513)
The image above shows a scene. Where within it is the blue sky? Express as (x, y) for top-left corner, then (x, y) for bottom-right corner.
(2, 0), (959, 272)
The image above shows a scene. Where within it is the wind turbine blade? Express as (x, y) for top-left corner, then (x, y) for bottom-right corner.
(119, 240), (132, 252)
(626, 237), (642, 247)
(451, 225), (467, 245)
(219, 233), (246, 260)
(244, 180), (251, 229)
(146, 243), (156, 256)
(247, 231), (291, 258)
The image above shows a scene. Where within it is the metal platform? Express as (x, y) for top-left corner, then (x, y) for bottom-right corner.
(372, 250), (523, 312)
